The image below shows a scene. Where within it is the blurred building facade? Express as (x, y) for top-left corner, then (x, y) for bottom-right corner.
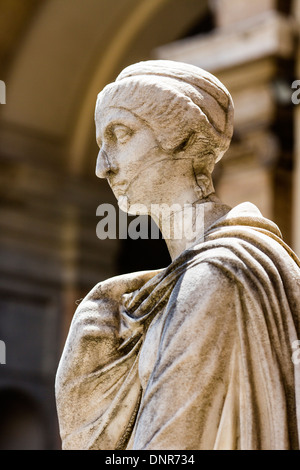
(0, 0), (299, 449)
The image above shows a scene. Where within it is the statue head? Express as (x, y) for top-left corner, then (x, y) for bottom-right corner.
(95, 60), (234, 212)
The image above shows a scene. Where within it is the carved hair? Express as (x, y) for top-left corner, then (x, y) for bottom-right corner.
(96, 60), (234, 198)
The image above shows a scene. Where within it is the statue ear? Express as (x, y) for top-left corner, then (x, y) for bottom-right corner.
(174, 131), (196, 154)
(192, 153), (215, 198)
(193, 153), (215, 175)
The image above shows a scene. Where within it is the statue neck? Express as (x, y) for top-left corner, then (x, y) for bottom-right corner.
(151, 195), (231, 261)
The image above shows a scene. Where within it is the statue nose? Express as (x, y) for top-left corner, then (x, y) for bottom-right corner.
(96, 149), (117, 178)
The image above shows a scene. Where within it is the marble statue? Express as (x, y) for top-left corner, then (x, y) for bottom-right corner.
(55, 60), (300, 450)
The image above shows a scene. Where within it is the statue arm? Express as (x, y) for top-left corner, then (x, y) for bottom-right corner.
(55, 270), (157, 449)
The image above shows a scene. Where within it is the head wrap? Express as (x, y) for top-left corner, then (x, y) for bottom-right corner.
(96, 60), (234, 162)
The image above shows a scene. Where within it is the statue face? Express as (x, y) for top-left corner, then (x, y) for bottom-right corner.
(95, 106), (172, 213)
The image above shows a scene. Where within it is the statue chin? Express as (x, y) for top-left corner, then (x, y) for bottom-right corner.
(118, 195), (148, 216)
(117, 195), (129, 213)
(117, 195), (139, 215)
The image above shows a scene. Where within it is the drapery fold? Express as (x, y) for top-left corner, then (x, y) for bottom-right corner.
(56, 202), (300, 449)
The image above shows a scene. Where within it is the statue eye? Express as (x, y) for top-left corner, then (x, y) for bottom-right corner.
(113, 125), (132, 144)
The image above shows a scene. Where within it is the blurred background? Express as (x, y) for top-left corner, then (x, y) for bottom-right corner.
(0, 0), (299, 450)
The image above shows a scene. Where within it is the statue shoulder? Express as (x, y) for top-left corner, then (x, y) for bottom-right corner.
(170, 261), (238, 315)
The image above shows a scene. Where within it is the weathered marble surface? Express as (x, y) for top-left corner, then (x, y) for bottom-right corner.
(55, 60), (300, 450)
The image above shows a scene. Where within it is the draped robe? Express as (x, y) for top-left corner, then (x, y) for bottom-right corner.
(55, 202), (300, 450)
